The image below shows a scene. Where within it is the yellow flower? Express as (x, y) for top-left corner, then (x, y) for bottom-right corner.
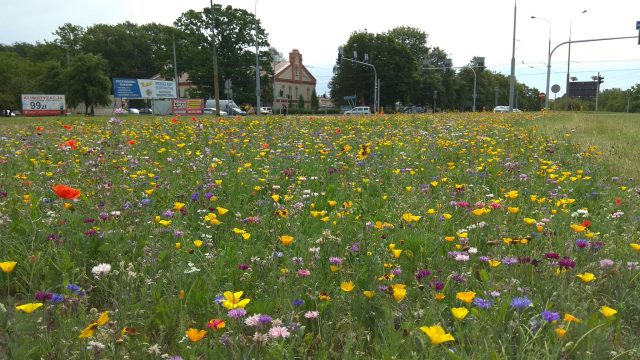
(570, 224), (586, 233)
(175, 242), (181, 249)
(451, 307), (469, 320)
(577, 272), (596, 283)
(563, 313), (581, 323)
(435, 293), (445, 301)
(488, 260), (501, 268)
(555, 327), (567, 338)
(392, 249), (402, 258)
(216, 206), (229, 215)
(523, 218), (536, 225)
(79, 311), (109, 338)
(0, 261), (17, 273)
(221, 291), (250, 309)
(340, 281), (355, 292)
(444, 236), (455, 242)
(630, 243), (640, 251)
(173, 202), (185, 210)
(193, 239), (203, 248)
(420, 325), (455, 345)
(15, 302), (43, 314)
(241, 233), (251, 240)
(392, 284), (407, 302)
(158, 220), (171, 227)
(599, 306), (617, 318)
(456, 291), (476, 304)
(279, 235), (294, 246)
(186, 328), (207, 342)
(363, 290), (374, 298)
(442, 213), (452, 220)
(504, 190), (518, 199)
(507, 207), (520, 214)
(402, 213), (421, 223)
(271, 194), (280, 202)
(328, 200), (337, 207)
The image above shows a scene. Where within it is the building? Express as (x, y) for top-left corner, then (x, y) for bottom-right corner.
(272, 49), (317, 111)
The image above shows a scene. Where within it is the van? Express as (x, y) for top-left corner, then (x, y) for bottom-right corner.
(344, 106), (371, 115)
(205, 100), (246, 116)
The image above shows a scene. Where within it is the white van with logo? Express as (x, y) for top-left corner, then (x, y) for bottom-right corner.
(344, 106), (371, 115)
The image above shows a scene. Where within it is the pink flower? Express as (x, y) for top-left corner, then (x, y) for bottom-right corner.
(304, 311), (319, 319)
(297, 269), (311, 277)
(268, 325), (290, 339)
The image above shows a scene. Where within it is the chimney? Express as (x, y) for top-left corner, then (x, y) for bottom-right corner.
(289, 49), (301, 65)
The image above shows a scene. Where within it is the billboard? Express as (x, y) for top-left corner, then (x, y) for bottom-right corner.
(21, 94), (66, 116)
(567, 82), (598, 99)
(171, 98), (204, 115)
(113, 78), (177, 99)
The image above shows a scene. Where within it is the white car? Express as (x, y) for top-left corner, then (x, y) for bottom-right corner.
(493, 106), (522, 113)
(260, 107), (272, 115)
(344, 106), (371, 115)
(128, 108), (140, 115)
(203, 108), (228, 116)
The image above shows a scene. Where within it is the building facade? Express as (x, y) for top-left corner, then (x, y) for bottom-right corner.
(272, 49), (317, 111)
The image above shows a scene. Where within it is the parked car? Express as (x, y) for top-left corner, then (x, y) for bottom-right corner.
(344, 106), (371, 115)
(203, 108), (228, 116)
(2, 110), (16, 117)
(260, 107), (272, 115)
(139, 108), (153, 115)
(128, 108), (140, 115)
(493, 106), (522, 113)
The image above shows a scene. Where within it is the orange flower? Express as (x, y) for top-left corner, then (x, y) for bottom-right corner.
(59, 139), (78, 149)
(186, 328), (207, 342)
(52, 185), (81, 199)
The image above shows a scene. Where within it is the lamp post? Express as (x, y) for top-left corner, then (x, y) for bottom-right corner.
(531, 16), (551, 109)
(508, 0), (517, 112)
(254, 0), (261, 116)
(565, 9), (587, 110)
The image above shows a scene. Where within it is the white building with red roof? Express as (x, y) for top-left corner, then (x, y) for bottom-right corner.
(272, 49), (317, 111)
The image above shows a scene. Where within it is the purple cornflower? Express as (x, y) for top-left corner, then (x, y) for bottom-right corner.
(414, 269), (432, 280)
(541, 310), (561, 323)
(258, 315), (273, 325)
(429, 280), (445, 291)
(575, 239), (589, 249)
(473, 297), (492, 309)
(292, 299), (304, 307)
(214, 295), (226, 307)
(349, 242), (360, 253)
(391, 267), (402, 276)
(204, 192), (214, 200)
(228, 308), (247, 319)
(238, 263), (250, 271)
(510, 297), (532, 309)
(139, 198), (151, 206)
(190, 192), (200, 201)
(329, 257), (343, 265)
(558, 257), (576, 269)
(35, 291), (53, 302)
(503, 257), (518, 265)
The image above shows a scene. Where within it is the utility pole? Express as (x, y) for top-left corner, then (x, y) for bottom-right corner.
(508, 0), (517, 112)
(173, 33), (180, 98)
(210, 0), (220, 116)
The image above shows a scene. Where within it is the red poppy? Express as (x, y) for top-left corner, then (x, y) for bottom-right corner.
(581, 220), (591, 228)
(171, 118), (179, 124)
(59, 139), (78, 150)
(35, 126), (44, 132)
(52, 185), (81, 199)
(615, 197), (622, 206)
(127, 140), (136, 146)
(63, 125), (73, 130)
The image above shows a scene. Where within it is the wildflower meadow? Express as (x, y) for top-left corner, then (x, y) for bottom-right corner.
(0, 112), (639, 359)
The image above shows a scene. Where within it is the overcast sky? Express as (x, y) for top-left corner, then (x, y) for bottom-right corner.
(2, 0), (639, 99)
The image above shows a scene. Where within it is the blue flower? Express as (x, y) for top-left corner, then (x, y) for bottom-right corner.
(473, 297), (492, 309)
(51, 293), (64, 304)
(540, 310), (561, 323)
(510, 297), (532, 309)
(292, 299), (304, 307)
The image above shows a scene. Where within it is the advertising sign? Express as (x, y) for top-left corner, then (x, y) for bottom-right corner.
(21, 94), (66, 116)
(171, 98), (204, 115)
(113, 78), (177, 99)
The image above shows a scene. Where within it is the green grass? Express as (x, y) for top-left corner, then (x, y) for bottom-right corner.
(0, 112), (639, 359)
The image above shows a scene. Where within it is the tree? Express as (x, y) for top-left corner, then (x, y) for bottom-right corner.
(65, 53), (111, 115)
(311, 89), (319, 111)
(298, 94), (305, 109)
(0, 52), (38, 111)
(53, 23), (85, 63)
(174, 4), (271, 104)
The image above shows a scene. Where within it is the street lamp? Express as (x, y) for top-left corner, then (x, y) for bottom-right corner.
(565, 9), (587, 110)
(254, 0), (261, 116)
(531, 16), (551, 109)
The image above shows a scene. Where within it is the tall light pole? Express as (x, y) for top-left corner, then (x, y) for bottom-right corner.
(531, 16), (551, 109)
(210, 0), (221, 116)
(565, 9), (587, 110)
(255, 0), (261, 116)
(508, 0), (517, 112)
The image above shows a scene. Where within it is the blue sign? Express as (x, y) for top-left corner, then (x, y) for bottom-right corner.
(113, 78), (142, 98)
(637, 21), (640, 30)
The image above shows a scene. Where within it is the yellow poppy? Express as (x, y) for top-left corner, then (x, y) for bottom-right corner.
(0, 261), (17, 273)
(451, 307), (469, 320)
(420, 325), (455, 345)
(186, 328), (207, 342)
(15, 302), (43, 314)
(340, 281), (355, 292)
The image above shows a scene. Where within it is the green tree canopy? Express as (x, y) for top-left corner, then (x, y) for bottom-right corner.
(64, 53), (111, 115)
